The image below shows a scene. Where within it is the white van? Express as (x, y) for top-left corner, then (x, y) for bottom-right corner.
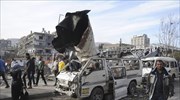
(55, 57), (142, 100)
(121, 58), (142, 95)
(141, 57), (179, 84)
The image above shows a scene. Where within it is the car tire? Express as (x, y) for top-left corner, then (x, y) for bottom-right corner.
(89, 87), (104, 100)
(128, 81), (137, 96)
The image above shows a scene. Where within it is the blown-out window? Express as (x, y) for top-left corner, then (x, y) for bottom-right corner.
(87, 59), (103, 71)
(142, 60), (154, 68)
(175, 62), (178, 68)
(170, 62), (176, 68)
(106, 59), (123, 67)
(111, 67), (126, 79)
(39, 36), (43, 40)
(123, 60), (140, 70)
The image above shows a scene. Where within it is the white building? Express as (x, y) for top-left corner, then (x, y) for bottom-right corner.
(131, 34), (150, 49)
(17, 28), (55, 58)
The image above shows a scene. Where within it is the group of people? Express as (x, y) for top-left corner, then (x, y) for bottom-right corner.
(0, 52), (70, 88)
(0, 53), (50, 100)
(0, 53), (48, 89)
(22, 53), (47, 89)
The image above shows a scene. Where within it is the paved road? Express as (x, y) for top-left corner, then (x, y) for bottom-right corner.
(168, 77), (180, 100)
(1, 76), (179, 100)
(0, 75), (56, 100)
(121, 77), (180, 100)
(33, 78), (180, 100)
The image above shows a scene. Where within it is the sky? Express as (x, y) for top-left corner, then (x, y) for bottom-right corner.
(0, 0), (179, 46)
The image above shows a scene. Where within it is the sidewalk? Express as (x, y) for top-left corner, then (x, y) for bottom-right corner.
(0, 76), (56, 100)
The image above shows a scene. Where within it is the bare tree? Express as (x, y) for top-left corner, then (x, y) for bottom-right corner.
(159, 14), (179, 56)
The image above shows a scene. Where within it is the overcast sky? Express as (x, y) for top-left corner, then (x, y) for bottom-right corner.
(0, 0), (179, 45)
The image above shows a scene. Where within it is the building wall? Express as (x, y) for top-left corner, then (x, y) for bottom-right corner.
(0, 39), (12, 56)
(131, 34), (150, 49)
(17, 36), (27, 56)
(0, 39), (11, 49)
(99, 43), (134, 57)
(17, 29), (55, 58)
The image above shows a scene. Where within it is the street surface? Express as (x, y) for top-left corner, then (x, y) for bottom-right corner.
(0, 75), (55, 100)
(1, 75), (179, 100)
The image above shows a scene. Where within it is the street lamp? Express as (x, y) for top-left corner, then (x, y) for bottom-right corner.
(58, 14), (64, 24)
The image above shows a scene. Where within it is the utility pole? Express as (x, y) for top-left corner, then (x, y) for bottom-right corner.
(119, 38), (122, 58)
(119, 38), (122, 51)
(58, 14), (64, 24)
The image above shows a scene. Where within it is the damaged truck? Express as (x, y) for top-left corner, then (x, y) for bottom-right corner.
(52, 10), (142, 100)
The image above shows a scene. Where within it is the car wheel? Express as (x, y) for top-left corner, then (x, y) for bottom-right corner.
(128, 81), (137, 96)
(89, 87), (104, 100)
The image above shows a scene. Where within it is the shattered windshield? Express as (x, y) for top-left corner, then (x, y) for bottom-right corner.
(64, 60), (87, 72)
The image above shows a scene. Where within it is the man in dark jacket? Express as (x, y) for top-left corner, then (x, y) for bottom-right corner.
(30, 57), (36, 85)
(148, 60), (174, 100)
(23, 53), (34, 89)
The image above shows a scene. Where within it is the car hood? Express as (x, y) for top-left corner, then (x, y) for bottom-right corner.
(56, 71), (78, 82)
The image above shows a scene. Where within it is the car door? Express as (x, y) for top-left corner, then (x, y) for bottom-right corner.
(81, 59), (106, 96)
(111, 67), (128, 100)
(170, 61), (179, 78)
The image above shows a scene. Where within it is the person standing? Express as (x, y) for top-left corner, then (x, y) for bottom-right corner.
(18, 60), (25, 68)
(52, 56), (59, 86)
(10, 63), (23, 100)
(0, 57), (10, 88)
(31, 57), (36, 85)
(35, 56), (47, 86)
(58, 56), (68, 73)
(27, 57), (36, 87)
(147, 60), (174, 100)
(23, 53), (34, 89)
(11, 58), (17, 68)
